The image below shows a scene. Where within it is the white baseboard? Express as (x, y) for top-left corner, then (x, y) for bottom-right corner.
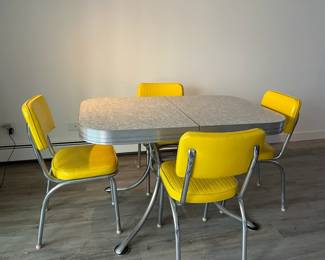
(267, 129), (325, 143)
(1, 130), (325, 163)
(0, 144), (138, 163)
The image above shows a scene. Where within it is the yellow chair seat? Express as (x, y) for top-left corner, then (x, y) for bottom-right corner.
(259, 142), (276, 160)
(52, 145), (118, 180)
(160, 161), (238, 204)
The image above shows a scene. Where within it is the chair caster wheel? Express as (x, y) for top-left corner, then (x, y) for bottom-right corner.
(36, 244), (42, 250)
(157, 224), (162, 228)
(202, 217), (207, 222)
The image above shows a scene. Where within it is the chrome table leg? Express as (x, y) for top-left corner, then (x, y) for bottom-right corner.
(105, 146), (152, 193)
(114, 175), (161, 255)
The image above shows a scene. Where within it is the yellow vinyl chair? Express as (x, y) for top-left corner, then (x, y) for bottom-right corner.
(22, 95), (122, 250)
(159, 129), (265, 260)
(201, 90), (301, 222)
(257, 90), (302, 211)
(137, 82), (184, 195)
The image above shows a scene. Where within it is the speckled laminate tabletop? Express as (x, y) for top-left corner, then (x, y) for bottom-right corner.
(79, 95), (285, 144)
(79, 97), (198, 144)
(166, 95), (285, 134)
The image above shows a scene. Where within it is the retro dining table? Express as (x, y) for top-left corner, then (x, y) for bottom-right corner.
(79, 95), (285, 255)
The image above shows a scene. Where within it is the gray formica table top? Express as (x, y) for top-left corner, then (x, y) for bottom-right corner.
(79, 95), (285, 144)
(79, 97), (198, 144)
(166, 95), (284, 134)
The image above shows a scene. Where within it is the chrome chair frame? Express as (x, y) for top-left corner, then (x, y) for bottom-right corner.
(202, 116), (299, 222)
(165, 145), (260, 260)
(256, 115), (299, 212)
(26, 125), (122, 250)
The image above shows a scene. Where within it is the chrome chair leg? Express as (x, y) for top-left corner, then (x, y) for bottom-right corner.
(45, 180), (51, 211)
(261, 160), (287, 212)
(219, 200), (226, 214)
(146, 173), (151, 196)
(271, 160), (286, 211)
(46, 180), (51, 193)
(157, 182), (164, 228)
(110, 178), (115, 207)
(203, 200), (226, 221)
(137, 144), (142, 168)
(214, 202), (258, 230)
(169, 196), (181, 260)
(146, 147), (151, 196)
(110, 177), (122, 234)
(256, 162), (261, 187)
(36, 182), (66, 250)
(202, 203), (208, 222)
(238, 198), (247, 260)
(280, 165), (286, 212)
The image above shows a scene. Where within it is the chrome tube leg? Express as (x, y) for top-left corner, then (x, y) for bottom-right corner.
(271, 161), (286, 212)
(157, 182), (164, 228)
(146, 146), (151, 196)
(238, 198), (247, 260)
(137, 144), (142, 168)
(256, 163), (261, 187)
(169, 197), (181, 260)
(37, 198), (49, 249)
(114, 176), (161, 255)
(46, 180), (50, 193)
(146, 173), (151, 196)
(110, 178), (115, 206)
(110, 177), (122, 234)
(45, 180), (51, 211)
(215, 202), (258, 230)
(36, 182), (65, 250)
(105, 145), (152, 193)
(219, 200), (226, 214)
(202, 203), (208, 222)
(258, 160), (287, 212)
(280, 166), (286, 212)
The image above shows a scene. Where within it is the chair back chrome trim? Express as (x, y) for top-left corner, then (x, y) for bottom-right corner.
(274, 113), (299, 160)
(26, 124), (59, 183)
(238, 145), (259, 198)
(179, 149), (196, 205)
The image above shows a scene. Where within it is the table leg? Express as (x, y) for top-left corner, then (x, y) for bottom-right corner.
(105, 145), (152, 192)
(114, 174), (161, 255)
(114, 143), (161, 255)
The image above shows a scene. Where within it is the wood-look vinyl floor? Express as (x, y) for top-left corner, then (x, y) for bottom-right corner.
(1, 139), (325, 260)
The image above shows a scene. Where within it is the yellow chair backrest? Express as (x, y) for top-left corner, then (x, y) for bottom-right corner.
(22, 95), (55, 151)
(175, 129), (265, 179)
(137, 82), (184, 97)
(261, 90), (301, 134)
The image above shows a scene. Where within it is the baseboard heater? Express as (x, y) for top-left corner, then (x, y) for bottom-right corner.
(0, 141), (86, 151)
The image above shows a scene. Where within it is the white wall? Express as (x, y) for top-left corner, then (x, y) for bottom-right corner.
(1, 0), (325, 160)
